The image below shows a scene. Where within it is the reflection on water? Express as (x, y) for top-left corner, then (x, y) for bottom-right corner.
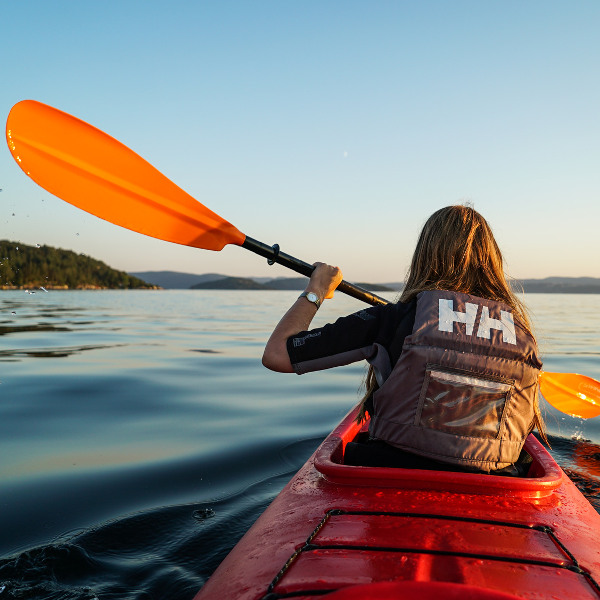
(0, 343), (126, 359)
(545, 435), (600, 512)
(0, 290), (598, 600)
(0, 323), (71, 337)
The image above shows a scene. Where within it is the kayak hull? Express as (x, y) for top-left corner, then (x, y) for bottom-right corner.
(195, 406), (600, 600)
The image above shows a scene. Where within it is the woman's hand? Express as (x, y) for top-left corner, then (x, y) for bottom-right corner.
(305, 262), (343, 301)
(262, 262), (343, 372)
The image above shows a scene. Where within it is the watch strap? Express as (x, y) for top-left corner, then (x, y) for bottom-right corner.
(298, 291), (322, 308)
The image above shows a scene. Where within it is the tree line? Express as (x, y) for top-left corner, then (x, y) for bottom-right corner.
(0, 241), (153, 289)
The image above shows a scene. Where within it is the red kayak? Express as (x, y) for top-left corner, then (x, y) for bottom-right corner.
(194, 406), (600, 599)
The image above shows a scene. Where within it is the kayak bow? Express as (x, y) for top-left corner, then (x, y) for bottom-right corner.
(195, 406), (600, 600)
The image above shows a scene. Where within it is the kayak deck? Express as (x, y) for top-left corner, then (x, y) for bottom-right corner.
(195, 407), (600, 599)
(265, 510), (596, 599)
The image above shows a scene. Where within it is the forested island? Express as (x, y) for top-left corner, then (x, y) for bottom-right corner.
(3, 241), (599, 293)
(0, 241), (155, 289)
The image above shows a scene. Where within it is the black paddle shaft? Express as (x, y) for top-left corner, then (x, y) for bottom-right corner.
(242, 236), (390, 307)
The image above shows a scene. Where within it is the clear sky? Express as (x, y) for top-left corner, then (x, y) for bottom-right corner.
(1, 1), (599, 283)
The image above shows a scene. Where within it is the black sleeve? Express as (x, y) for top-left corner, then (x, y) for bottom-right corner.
(286, 300), (415, 375)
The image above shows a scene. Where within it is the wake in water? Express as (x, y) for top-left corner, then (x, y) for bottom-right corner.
(0, 472), (294, 600)
(548, 434), (600, 513)
(0, 435), (598, 600)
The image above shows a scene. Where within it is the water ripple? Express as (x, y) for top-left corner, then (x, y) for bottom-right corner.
(0, 290), (598, 600)
(0, 344), (127, 359)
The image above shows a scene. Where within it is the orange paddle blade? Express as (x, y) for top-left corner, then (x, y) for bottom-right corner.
(6, 100), (245, 251)
(539, 372), (600, 419)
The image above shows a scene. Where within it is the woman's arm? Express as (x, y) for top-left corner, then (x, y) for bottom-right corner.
(262, 263), (343, 372)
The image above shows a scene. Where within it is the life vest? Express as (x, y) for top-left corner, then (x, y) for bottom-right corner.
(368, 290), (542, 472)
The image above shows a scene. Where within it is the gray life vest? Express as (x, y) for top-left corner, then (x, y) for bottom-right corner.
(369, 290), (542, 472)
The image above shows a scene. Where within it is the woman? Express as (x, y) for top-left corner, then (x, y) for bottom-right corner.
(263, 205), (546, 474)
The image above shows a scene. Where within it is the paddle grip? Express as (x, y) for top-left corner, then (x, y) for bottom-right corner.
(242, 236), (390, 307)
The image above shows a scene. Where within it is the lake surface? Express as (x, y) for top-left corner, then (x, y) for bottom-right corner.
(0, 290), (599, 599)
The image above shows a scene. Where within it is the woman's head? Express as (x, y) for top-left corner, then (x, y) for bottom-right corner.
(359, 205), (546, 442)
(402, 205), (511, 303)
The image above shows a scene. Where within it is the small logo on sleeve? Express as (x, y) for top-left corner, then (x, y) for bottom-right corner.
(356, 310), (376, 321)
(292, 331), (322, 347)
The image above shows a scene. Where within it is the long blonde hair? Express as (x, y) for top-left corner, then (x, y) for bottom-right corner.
(358, 205), (548, 444)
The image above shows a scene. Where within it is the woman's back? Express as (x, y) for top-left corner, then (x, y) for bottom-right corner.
(263, 205), (548, 472)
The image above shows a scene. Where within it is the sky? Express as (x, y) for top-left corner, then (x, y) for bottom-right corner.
(1, 1), (599, 283)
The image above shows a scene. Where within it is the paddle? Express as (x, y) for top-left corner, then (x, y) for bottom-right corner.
(539, 372), (600, 419)
(5, 100), (388, 307)
(6, 100), (600, 420)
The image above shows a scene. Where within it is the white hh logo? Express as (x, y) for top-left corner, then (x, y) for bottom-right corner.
(438, 299), (517, 345)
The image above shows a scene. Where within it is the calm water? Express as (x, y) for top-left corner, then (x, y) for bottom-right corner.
(0, 290), (599, 599)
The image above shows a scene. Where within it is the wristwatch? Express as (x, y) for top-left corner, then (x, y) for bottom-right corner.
(298, 291), (321, 309)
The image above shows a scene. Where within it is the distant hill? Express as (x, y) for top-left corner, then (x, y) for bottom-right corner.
(514, 277), (600, 294)
(382, 282), (404, 291)
(129, 270), (600, 294)
(190, 276), (313, 291)
(260, 277), (311, 290)
(133, 271), (394, 291)
(191, 276), (395, 292)
(0, 241), (155, 289)
(191, 277), (266, 290)
(374, 278), (600, 294)
(262, 277), (393, 292)
(355, 282), (396, 292)
(130, 271), (228, 289)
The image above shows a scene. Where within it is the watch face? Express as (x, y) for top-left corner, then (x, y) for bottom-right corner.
(307, 292), (318, 302)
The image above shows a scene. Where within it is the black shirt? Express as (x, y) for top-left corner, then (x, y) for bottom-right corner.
(287, 299), (417, 382)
